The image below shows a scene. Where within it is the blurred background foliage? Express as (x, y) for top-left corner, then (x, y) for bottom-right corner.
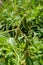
(0, 0), (43, 65)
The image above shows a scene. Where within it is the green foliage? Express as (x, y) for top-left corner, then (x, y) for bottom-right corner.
(0, 0), (43, 65)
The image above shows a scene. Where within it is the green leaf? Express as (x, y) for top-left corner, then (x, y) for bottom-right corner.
(33, 60), (40, 65)
(26, 56), (33, 65)
(0, 62), (6, 65)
